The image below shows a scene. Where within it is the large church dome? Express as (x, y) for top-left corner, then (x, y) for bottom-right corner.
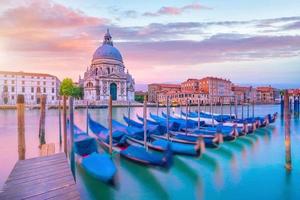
(92, 29), (123, 62)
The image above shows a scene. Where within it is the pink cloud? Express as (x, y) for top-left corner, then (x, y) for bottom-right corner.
(143, 3), (211, 17)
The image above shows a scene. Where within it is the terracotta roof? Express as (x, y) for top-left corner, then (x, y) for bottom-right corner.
(0, 71), (58, 79)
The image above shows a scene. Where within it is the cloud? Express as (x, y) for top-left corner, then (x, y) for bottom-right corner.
(143, 3), (211, 17)
(118, 34), (300, 68)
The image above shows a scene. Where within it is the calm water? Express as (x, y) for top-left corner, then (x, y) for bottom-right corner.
(0, 105), (300, 200)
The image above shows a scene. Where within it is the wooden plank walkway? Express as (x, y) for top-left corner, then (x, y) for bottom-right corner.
(0, 153), (80, 200)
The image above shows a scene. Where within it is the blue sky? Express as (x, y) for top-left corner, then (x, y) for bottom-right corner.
(0, 0), (299, 89)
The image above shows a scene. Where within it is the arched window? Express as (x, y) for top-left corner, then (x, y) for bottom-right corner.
(107, 68), (110, 74)
(95, 68), (98, 75)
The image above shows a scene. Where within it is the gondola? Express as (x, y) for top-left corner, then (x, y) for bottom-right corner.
(137, 114), (221, 148)
(171, 112), (248, 136)
(88, 114), (172, 168)
(113, 118), (204, 156)
(150, 113), (237, 141)
(70, 122), (117, 183)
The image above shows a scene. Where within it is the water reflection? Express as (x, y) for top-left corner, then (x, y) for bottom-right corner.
(174, 157), (204, 200)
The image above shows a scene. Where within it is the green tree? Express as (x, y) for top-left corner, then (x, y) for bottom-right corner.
(60, 78), (82, 99)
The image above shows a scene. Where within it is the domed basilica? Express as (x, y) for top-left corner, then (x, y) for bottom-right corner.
(79, 30), (135, 102)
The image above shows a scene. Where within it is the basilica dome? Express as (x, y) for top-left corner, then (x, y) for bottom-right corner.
(92, 29), (123, 62)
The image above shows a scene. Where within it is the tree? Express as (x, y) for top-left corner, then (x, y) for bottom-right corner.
(60, 78), (82, 99)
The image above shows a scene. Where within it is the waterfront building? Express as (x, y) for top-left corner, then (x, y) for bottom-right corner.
(199, 77), (233, 103)
(231, 85), (256, 103)
(181, 79), (200, 93)
(0, 71), (60, 105)
(79, 30), (135, 102)
(148, 83), (181, 103)
(256, 86), (277, 104)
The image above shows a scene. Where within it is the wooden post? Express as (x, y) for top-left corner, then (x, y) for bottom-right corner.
(86, 100), (89, 135)
(185, 98), (188, 134)
(280, 95), (284, 116)
(252, 97), (255, 118)
(197, 98), (200, 129)
(58, 98), (62, 145)
(234, 96), (238, 119)
(166, 96), (170, 140)
(143, 95), (148, 148)
(210, 96), (215, 126)
(180, 100), (182, 118)
(63, 96), (67, 156)
(39, 95), (46, 146)
(128, 100), (131, 121)
(247, 99), (250, 118)
(108, 96), (113, 155)
(156, 100), (159, 116)
(220, 97), (223, 122)
(229, 97), (232, 119)
(284, 91), (292, 170)
(241, 102), (244, 120)
(69, 97), (76, 180)
(17, 95), (25, 160)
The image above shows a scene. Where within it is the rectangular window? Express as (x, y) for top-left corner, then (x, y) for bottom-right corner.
(12, 80), (15, 84)
(43, 81), (46, 85)
(43, 88), (46, 93)
(31, 95), (34, 100)
(52, 96), (54, 100)
(22, 81), (25, 85)
(12, 95), (14, 100)
(52, 88), (55, 93)
(4, 80), (7, 84)
(31, 87), (34, 93)
(12, 86), (15, 92)
(22, 87), (25, 93)
(37, 81), (40, 85)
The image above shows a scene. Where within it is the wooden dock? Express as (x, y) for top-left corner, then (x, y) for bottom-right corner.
(0, 153), (80, 200)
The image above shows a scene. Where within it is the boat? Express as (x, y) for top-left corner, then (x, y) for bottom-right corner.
(150, 112), (237, 141)
(69, 122), (117, 183)
(88, 114), (172, 168)
(137, 114), (221, 148)
(173, 112), (249, 135)
(123, 115), (166, 135)
(113, 119), (204, 156)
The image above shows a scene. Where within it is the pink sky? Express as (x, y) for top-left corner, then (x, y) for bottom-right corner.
(0, 0), (299, 87)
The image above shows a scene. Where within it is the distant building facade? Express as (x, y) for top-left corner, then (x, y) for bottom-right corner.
(148, 76), (282, 105)
(231, 85), (256, 103)
(148, 83), (181, 103)
(0, 71), (60, 105)
(199, 77), (233, 103)
(256, 86), (277, 104)
(79, 30), (135, 102)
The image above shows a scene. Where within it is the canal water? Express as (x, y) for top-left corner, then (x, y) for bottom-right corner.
(0, 105), (299, 200)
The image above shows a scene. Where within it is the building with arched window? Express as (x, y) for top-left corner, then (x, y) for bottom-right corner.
(79, 30), (135, 102)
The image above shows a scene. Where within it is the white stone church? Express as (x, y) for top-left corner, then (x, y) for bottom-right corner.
(79, 30), (135, 102)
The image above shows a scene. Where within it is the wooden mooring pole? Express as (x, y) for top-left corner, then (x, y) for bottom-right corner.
(197, 98), (201, 129)
(17, 95), (25, 160)
(39, 95), (46, 146)
(143, 95), (148, 149)
(69, 97), (76, 180)
(58, 98), (62, 145)
(86, 100), (89, 135)
(108, 96), (113, 155)
(166, 96), (170, 140)
(284, 91), (292, 171)
(63, 96), (67, 156)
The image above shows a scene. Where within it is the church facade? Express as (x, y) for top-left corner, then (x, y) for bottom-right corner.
(79, 30), (135, 102)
